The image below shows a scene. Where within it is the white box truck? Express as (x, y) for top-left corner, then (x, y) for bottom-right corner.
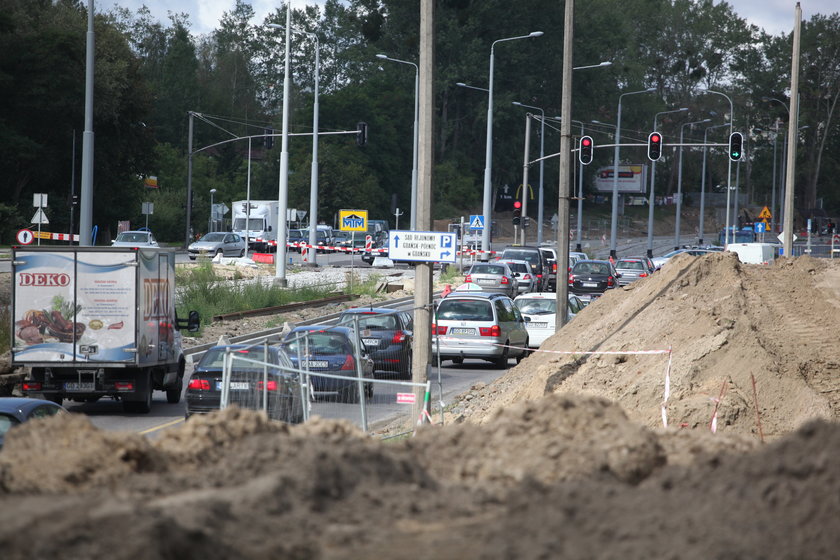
(727, 243), (777, 264)
(232, 200), (280, 252)
(12, 247), (199, 413)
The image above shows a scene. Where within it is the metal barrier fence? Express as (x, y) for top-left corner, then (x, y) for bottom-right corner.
(218, 310), (432, 437)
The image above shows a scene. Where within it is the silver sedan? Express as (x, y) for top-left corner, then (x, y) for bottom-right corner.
(188, 232), (247, 260)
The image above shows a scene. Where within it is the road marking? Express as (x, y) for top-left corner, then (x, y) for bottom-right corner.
(139, 417), (184, 435)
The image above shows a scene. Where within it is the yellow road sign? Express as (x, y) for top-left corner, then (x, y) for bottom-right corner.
(339, 209), (368, 232)
(758, 206), (772, 219)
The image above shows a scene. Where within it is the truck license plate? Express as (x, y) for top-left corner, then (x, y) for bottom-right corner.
(64, 382), (95, 392)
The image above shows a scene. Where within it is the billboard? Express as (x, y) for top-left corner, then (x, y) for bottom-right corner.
(592, 164), (648, 195)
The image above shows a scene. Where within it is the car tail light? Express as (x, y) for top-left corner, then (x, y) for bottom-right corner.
(392, 330), (406, 343)
(431, 324), (448, 335)
(479, 325), (502, 337)
(114, 381), (135, 391)
(639, 272), (648, 278)
(257, 380), (278, 391)
(22, 381), (42, 392)
(568, 273), (575, 285)
(522, 274), (532, 280)
(607, 276), (615, 287)
(501, 276), (510, 285)
(188, 379), (211, 391)
(552, 263), (558, 273)
(341, 355), (355, 370)
(465, 274), (472, 283)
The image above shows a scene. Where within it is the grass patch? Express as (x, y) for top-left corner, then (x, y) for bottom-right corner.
(176, 264), (385, 336)
(438, 266), (464, 286)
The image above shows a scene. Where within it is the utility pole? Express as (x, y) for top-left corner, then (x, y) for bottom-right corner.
(783, 2), (802, 256)
(413, 0), (434, 422)
(555, 0), (574, 330)
(79, 0), (95, 246)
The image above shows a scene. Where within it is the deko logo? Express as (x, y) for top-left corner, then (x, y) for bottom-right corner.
(18, 273), (71, 287)
(143, 279), (170, 321)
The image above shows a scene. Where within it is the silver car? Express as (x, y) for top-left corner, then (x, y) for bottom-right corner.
(188, 232), (247, 260)
(614, 258), (654, 286)
(465, 262), (519, 297)
(433, 292), (529, 368)
(111, 230), (159, 248)
(498, 259), (537, 294)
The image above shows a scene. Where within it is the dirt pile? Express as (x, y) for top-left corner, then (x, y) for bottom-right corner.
(462, 252), (840, 439)
(1, 396), (838, 559)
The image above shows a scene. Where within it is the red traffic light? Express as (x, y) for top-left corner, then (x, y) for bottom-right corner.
(581, 137), (592, 147)
(647, 131), (663, 161)
(513, 201), (522, 209)
(579, 135), (594, 165)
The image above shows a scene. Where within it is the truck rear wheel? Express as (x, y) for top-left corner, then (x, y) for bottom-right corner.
(166, 376), (183, 404)
(124, 371), (152, 413)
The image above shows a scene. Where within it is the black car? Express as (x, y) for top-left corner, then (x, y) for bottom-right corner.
(499, 246), (549, 291)
(0, 397), (67, 449)
(568, 259), (621, 300)
(336, 307), (414, 379)
(185, 344), (304, 423)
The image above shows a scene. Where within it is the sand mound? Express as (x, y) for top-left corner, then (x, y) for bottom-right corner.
(465, 252), (840, 438)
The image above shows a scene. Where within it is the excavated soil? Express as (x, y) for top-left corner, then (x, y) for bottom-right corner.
(2, 253), (840, 558)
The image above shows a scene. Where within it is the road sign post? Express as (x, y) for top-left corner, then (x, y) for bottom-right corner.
(388, 231), (457, 263)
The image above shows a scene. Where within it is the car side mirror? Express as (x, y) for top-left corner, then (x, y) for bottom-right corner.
(523, 316), (531, 323)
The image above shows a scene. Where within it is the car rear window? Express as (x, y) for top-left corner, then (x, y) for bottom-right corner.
(339, 314), (397, 330)
(198, 347), (273, 368)
(437, 299), (494, 321)
(471, 264), (506, 275)
(284, 332), (353, 355)
(502, 250), (541, 269)
(617, 260), (644, 270)
(574, 262), (610, 275)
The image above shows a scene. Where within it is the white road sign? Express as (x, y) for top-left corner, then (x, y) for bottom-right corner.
(388, 230), (457, 263)
(16, 229), (34, 245)
(30, 208), (49, 225)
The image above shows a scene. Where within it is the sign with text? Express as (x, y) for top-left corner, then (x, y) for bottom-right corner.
(388, 230), (457, 263)
(339, 209), (368, 232)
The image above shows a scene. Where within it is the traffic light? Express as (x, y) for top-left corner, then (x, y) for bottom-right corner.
(579, 136), (594, 165)
(513, 200), (522, 226)
(728, 132), (743, 161)
(264, 128), (274, 149)
(647, 131), (663, 161)
(356, 122), (368, 147)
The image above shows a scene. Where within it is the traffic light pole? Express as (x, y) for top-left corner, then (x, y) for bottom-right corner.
(520, 115), (531, 245)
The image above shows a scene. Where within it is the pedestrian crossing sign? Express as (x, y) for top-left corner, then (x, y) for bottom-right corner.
(469, 215), (485, 230)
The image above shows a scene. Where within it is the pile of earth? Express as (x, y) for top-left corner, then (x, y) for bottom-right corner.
(456, 252), (840, 438)
(2, 253), (840, 558)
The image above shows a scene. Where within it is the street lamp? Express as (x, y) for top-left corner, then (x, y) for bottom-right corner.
(377, 53), (419, 230)
(645, 107), (688, 257)
(609, 87), (657, 258)
(512, 102), (545, 244)
(299, 29), (320, 266)
(572, 61), (612, 71)
(674, 118), (711, 250)
(480, 31), (544, 260)
(762, 96), (791, 233)
(209, 188), (217, 233)
(703, 89), (735, 245)
(268, 9), (293, 284)
(699, 123), (730, 244)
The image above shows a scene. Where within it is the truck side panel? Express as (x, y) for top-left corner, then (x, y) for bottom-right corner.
(13, 250), (138, 364)
(137, 250), (177, 366)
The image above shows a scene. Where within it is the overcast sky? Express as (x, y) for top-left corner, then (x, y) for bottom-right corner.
(107, 0), (836, 37)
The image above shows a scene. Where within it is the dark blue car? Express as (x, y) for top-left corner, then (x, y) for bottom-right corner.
(336, 308), (413, 379)
(281, 325), (374, 403)
(0, 397), (67, 449)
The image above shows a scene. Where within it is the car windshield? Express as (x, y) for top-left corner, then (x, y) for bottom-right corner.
(198, 347), (273, 369)
(437, 299), (494, 321)
(200, 233), (226, 242)
(284, 331), (353, 355)
(574, 262), (610, 275)
(471, 264), (506, 275)
(339, 313), (397, 330)
(116, 232), (149, 243)
(515, 299), (556, 315)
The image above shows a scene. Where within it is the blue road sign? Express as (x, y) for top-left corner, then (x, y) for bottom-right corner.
(469, 215), (485, 230)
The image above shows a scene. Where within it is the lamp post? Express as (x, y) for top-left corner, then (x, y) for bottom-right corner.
(512, 102), (544, 244)
(268, 9), (293, 285)
(209, 188), (216, 233)
(377, 53), (419, 230)
(609, 87), (656, 258)
(703, 89), (734, 244)
(699, 123), (730, 244)
(644, 107), (688, 257)
(299, 29), (320, 266)
(674, 118), (711, 250)
(762, 97), (791, 233)
(480, 31), (544, 260)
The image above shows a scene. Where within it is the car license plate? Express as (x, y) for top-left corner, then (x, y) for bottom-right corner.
(362, 338), (379, 346)
(449, 327), (475, 335)
(215, 381), (250, 391)
(304, 360), (329, 368)
(582, 282), (598, 287)
(529, 322), (548, 328)
(64, 382), (95, 392)
(477, 278), (495, 285)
